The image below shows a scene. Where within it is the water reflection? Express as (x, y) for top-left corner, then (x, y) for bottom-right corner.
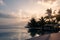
(0, 29), (30, 40)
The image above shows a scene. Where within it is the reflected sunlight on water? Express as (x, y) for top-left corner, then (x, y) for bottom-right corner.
(0, 28), (31, 40)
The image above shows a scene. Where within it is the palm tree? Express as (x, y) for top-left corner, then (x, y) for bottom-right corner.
(25, 9), (60, 37)
(46, 8), (52, 19)
(45, 8), (55, 21)
(26, 17), (46, 37)
(37, 17), (46, 35)
(56, 9), (60, 22)
(25, 18), (38, 37)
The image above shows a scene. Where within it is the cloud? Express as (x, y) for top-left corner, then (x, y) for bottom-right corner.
(0, 0), (5, 6)
(13, 9), (32, 19)
(36, 0), (58, 10)
(37, 0), (56, 4)
(43, 0), (56, 3)
(0, 13), (17, 18)
(55, 0), (60, 9)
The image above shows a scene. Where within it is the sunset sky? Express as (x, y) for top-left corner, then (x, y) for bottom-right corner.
(0, 0), (60, 27)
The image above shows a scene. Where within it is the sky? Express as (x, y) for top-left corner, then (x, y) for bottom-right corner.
(0, 0), (60, 39)
(0, 0), (60, 27)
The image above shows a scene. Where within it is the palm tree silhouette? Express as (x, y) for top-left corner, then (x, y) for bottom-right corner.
(25, 8), (60, 37)
(37, 17), (46, 35)
(56, 9), (60, 22)
(26, 18), (38, 37)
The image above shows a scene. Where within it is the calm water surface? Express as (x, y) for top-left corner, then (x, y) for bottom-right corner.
(0, 28), (30, 40)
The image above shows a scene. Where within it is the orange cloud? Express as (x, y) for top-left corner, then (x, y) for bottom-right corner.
(38, 0), (56, 4)
(44, 0), (56, 2)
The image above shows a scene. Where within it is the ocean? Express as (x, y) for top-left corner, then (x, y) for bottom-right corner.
(0, 26), (30, 40)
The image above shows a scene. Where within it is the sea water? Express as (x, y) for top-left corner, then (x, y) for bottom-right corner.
(0, 26), (30, 40)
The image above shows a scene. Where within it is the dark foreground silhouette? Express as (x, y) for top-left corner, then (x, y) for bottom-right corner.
(25, 8), (60, 38)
